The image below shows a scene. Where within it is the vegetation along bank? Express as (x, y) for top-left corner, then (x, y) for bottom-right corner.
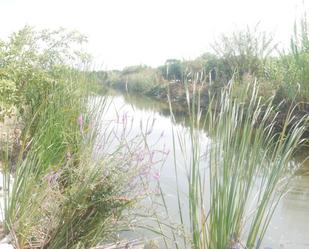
(95, 23), (309, 139)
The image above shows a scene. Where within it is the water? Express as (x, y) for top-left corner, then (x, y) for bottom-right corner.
(97, 91), (309, 249)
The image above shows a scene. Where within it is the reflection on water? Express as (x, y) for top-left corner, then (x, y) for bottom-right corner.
(100, 90), (309, 249)
(267, 158), (309, 249)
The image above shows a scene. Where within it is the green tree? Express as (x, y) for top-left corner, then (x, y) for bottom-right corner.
(161, 59), (183, 81)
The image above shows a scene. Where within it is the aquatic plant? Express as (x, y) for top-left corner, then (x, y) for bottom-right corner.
(168, 77), (308, 249)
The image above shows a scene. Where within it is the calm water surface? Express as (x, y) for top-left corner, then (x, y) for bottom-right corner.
(98, 92), (309, 249)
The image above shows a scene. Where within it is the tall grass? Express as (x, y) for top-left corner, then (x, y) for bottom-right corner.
(1, 68), (157, 248)
(169, 77), (308, 249)
(1, 27), (161, 248)
(3, 72), (85, 247)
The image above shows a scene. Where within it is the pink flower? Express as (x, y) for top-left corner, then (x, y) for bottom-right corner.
(45, 171), (61, 186)
(152, 171), (161, 181)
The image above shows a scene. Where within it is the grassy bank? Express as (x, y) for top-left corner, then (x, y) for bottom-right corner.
(0, 27), (158, 248)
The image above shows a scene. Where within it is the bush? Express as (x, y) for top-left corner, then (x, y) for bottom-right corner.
(0, 26), (88, 118)
(104, 66), (164, 95)
(212, 25), (277, 81)
(277, 14), (309, 102)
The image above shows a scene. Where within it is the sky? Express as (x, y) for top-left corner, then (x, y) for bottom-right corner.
(0, 0), (307, 69)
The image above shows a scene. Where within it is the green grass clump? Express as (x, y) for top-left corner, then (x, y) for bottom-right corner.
(169, 79), (308, 249)
(3, 71), (154, 249)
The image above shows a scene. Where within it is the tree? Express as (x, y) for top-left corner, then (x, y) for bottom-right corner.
(163, 59), (183, 81)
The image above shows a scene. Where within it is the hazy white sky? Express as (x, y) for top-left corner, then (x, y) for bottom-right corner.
(0, 0), (307, 69)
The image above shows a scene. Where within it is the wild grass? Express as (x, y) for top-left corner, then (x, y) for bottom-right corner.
(2, 72), (86, 247)
(167, 77), (308, 249)
(1, 66), (158, 249)
(0, 26), (164, 249)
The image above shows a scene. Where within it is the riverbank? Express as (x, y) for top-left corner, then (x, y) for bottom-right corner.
(94, 19), (309, 141)
(102, 81), (309, 142)
(0, 27), (156, 249)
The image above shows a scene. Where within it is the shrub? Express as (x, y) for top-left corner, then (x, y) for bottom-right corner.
(277, 13), (309, 102)
(0, 26), (88, 118)
(104, 66), (164, 94)
(212, 25), (277, 81)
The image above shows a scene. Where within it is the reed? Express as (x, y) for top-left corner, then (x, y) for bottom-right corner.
(169, 77), (308, 249)
(1, 69), (156, 248)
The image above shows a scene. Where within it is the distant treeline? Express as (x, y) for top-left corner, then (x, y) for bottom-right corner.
(94, 21), (309, 104)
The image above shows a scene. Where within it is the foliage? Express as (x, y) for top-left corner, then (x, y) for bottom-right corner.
(104, 66), (164, 94)
(1, 27), (155, 249)
(126, 67), (163, 93)
(0, 78), (18, 118)
(0, 26), (89, 118)
(159, 59), (183, 81)
(276, 13), (309, 102)
(98, 20), (309, 105)
(169, 80), (307, 249)
(211, 24), (277, 81)
(4, 80), (153, 248)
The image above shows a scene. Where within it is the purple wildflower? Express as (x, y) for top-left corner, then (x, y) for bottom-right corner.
(152, 171), (161, 181)
(45, 171), (61, 187)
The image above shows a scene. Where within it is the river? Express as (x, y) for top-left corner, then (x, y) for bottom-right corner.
(96, 91), (309, 249)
